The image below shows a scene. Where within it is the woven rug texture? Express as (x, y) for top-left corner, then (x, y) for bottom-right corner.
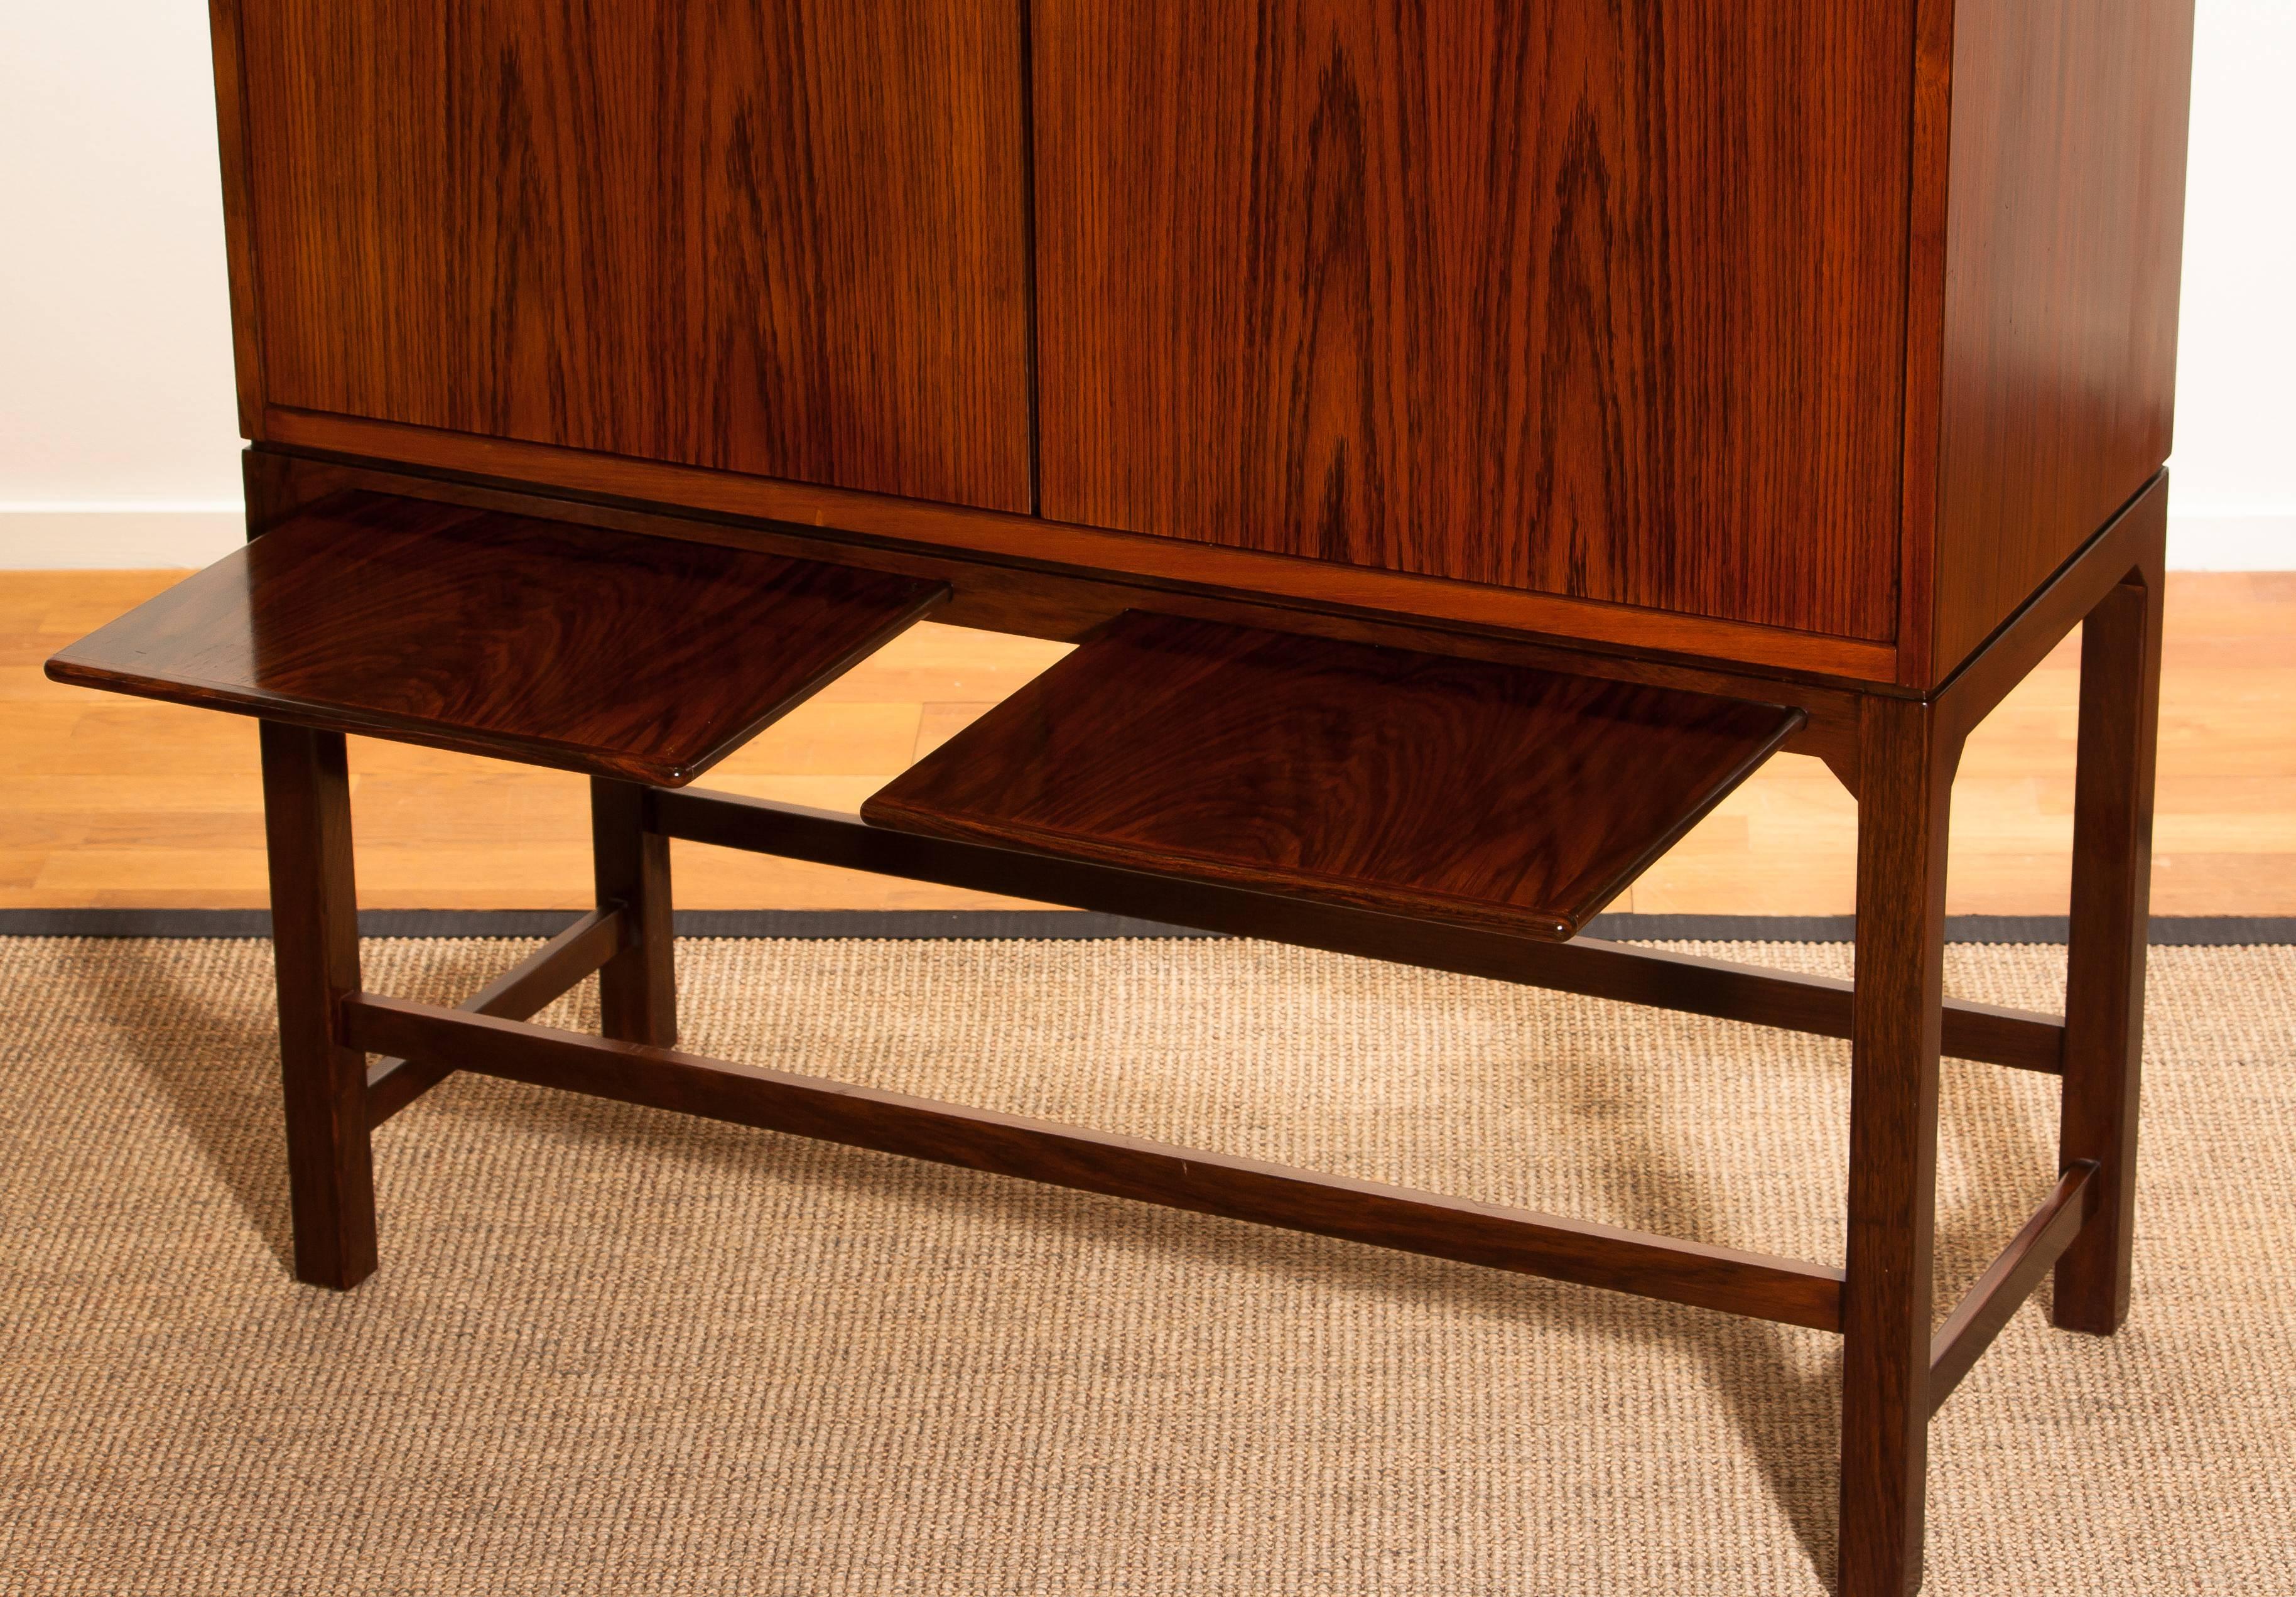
(1, 936), (2291, 1594)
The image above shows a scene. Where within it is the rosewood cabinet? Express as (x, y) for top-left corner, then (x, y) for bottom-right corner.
(231, 0), (1034, 511)
(1036, 2), (1915, 642)
(219, 0), (2190, 691)
(46, 4), (2196, 1593)
(1037, 2), (2191, 688)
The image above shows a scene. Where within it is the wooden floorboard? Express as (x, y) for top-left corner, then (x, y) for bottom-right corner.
(4, 570), (2292, 914)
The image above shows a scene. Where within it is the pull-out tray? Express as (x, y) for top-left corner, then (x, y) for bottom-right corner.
(863, 614), (1804, 941)
(46, 491), (946, 786)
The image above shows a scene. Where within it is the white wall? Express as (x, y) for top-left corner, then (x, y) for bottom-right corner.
(2, 1), (2290, 570)
(2165, 0), (2296, 568)
(1, 3), (246, 566)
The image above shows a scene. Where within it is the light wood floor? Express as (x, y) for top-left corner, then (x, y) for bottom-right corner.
(6, 570), (2290, 914)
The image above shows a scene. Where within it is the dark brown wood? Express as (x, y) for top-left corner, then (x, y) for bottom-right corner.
(865, 613), (1804, 941)
(366, 906), (626, 1129)
(204, 0), (266, 436)
(239, 447), (323, 544)
(651, 788), (2066, 1075)
(259, 722), (375, 1289)
(1895, 0), (1956, 688)
(1930, 1162), (2099, 1415)
(230, 0), (1031, 512)
(1838, 695), (1954, 1597)
(243, 448), (1881, 770)
(364, 1063), (444, 1134)
(340, 993), (1846, 1331)
(260, 414), (1906, 686)
(210, 4), (2196, 698)
(592, 781), (676, 1049)
(1937, 474), (2170, 752)
(103, 16), (2204, 1583)
(1032, 3), (1912, 642)
(1908, 0), (2196, 685)
(45, 491), (947, 786)
(2055, 536), (2167, 1335)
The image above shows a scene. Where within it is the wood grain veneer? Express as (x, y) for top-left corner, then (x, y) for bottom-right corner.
(204, 0), (266, 436)
(62, 13), (2199, 1586)
(256, 415), (1905, 686)
(202, 1), (2196, 694)
(1032, 1), (1914, 641)
(864, 612), (1804, 941)
(229, 0), (1032, 512)
(1910, 0), (2196, 682)
(45, 492), (947, 786)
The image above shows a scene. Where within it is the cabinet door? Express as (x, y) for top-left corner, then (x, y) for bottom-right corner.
(1033, 2), (1913, 641)
(239, 0), (1032, 513)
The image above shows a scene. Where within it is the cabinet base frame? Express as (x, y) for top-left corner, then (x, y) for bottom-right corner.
(158, 470), (2176, 1596)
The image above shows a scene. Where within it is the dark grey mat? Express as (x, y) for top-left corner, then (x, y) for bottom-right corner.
(1, 909), (2287, 945)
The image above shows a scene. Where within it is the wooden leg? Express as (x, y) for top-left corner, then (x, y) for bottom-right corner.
(591, 777), (676, 1048)
(259, 722), (377, 1290)
(1838, 696), (1953, 1596)
(2054, 553), (2165, 1334)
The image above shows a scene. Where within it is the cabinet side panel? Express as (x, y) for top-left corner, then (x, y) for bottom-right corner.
(206, 0), (267, 436)
(236, 0), (1033, 514)
(1034, 1), (1914, 642)
(1928, 0), (2195, 681)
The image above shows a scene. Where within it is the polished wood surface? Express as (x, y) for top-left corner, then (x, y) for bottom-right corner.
(45, 492), (947, 786)
(864, 612), (1803, 941)
(241, 444), (1868, 754)
(1913, 0), (2195, 682)
(176, 509), (2175, 1597)
(230, 0), (1032, 512)
(7, 571), (2291, 915)
(342, 992), (1848, 1331)
(1032, 2), (1910, 640)
(1932, 477), (2169, 755)
(259, 723), (374, 1290)
(204, 0), (264, 436)
(262, 418), (1904, 684)
(592, 779), (678, 1049)
(1838, 694), (1954, 1597)
(56, 13), (2204, 1588)
(2055, 556), (2165, 1334)
(205, 3), (2197, 691)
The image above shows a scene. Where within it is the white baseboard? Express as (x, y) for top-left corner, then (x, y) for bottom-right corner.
(1, 504), (2291, 572)
(0, 506), (247, 568)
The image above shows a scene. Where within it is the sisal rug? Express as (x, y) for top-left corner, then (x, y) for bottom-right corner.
(1, 936), (2291, 1594)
